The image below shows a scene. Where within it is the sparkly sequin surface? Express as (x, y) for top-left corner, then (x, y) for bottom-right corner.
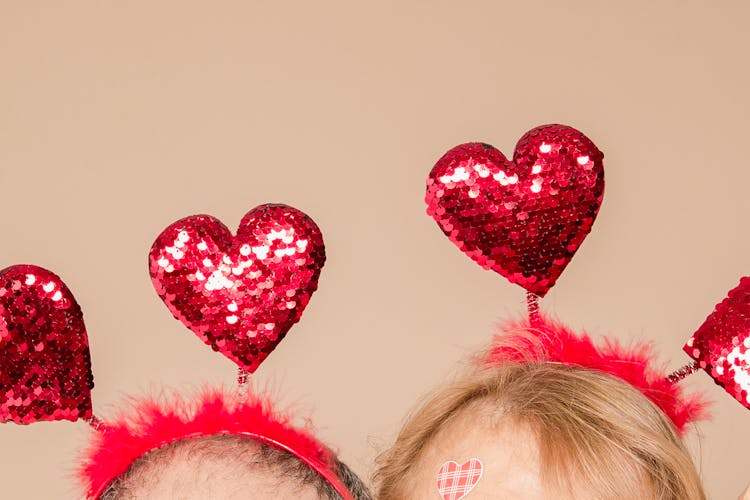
(0, 265), (93, 423)
(685, 277), (750, 409)
(149, 204), (326, 372)
(426, 124), (605, 296)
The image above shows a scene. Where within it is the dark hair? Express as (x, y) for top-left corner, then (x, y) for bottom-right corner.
(100, 435), (372, 500)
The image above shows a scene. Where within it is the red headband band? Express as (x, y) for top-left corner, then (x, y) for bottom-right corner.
(78, 388), (352, 499)
(482, 316), (708, 433)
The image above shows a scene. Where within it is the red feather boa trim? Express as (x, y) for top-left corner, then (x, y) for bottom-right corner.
(77, 387), (351, 499)
(482, 316), (708, 434)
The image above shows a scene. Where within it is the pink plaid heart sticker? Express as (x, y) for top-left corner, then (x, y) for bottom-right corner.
(436, 458), (483, 500)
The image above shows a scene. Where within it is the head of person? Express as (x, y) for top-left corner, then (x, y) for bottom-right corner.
(78, 389), (372, 500)
(99, 435), (370, 500)
(375, 320), (706, 500)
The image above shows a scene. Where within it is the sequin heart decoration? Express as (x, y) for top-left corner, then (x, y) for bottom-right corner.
(684, 277), (750, 409)
(149, 204), (326, 373)
(436, 459), (484, 500)
(0, 265), (94, 424)
(426, 124), (604, 297)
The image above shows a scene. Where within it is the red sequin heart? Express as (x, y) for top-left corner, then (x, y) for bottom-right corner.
(436, 459), (483, 500)
(685, 277), (750, 409)
(426, 124), (605, 296)
(0, 265), (93, 424)
(149, 204), (326, 372)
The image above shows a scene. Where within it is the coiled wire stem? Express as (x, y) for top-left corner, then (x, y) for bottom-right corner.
(667, 360), (700, 383)
(527, 291), (541, 325)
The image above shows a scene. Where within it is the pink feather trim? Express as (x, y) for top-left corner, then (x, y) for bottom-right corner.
(77, 387), (350, 499)
(482, 316), (708, 434)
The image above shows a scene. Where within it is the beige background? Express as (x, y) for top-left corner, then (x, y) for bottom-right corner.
(1, 1), (749, 498)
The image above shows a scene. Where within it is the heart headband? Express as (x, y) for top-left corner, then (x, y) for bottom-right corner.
(0, 203), (353, 499)
(425, 124), (750, 426)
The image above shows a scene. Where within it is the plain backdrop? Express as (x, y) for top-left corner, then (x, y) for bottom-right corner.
(1, 1), (749, 498)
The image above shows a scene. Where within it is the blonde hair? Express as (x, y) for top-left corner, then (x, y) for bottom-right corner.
(375, 363), (705, 499)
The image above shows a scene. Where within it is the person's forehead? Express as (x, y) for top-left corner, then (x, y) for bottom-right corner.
(411, 411), (567, 500)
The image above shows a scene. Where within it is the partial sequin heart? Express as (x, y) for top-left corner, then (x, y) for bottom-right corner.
(436, 459), (483, 500)
(0, 265), (93, 423)
(149, 204), (326, 372)
(426, 124), (605, 296)
(685, 277), (750, 409)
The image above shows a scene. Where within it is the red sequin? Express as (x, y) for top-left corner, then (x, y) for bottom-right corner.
(149, 204), (326, 372)
(685, 277), (750, 409)
(0, 265), (93, 423)
(426, 124), (605, 296)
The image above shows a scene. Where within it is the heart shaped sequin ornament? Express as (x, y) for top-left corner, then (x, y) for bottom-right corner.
(149, 204), (326, 372)
(436, 459), (483, 500)
(426, 124), (604, 297)
(0, 265), (93, 424)
(684, 277), (750, 409)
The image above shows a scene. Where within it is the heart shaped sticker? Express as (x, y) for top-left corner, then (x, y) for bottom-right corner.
(436, 458), (483, 500)
(149, 204), (325, 372)
(426, 124), (604, 297)
(0, 265), (93, 423)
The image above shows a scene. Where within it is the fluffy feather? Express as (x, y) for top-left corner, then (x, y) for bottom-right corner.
(77, 387), (348, 499)
(482, 316), (708, 434)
